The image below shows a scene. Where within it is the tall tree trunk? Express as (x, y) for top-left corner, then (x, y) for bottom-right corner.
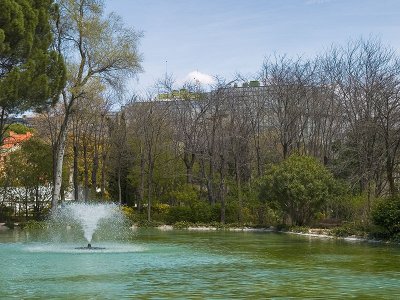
(35, 186), (39, 220)
(83, 143), (89, 202)
(386, 152), (397, 196)
(91, 144), (99, 197)
(198, 150), (215, 205)
(101, 151), (107, 200)
(0, 108), (7, 145)
(138, 145), (145, 213)
(385, 135), (398, 197)
(51, 112), (71, 209)
(207, 153), (216, 205)
(117, 159), (122, 205)
(147, 176), (152, 222)
(199, 154), (205, 198)
(207, 174), (215, 204)
(147, 157), (154, 222)
(183, 152), (195, 184)
(25, 188), (28, 220)
(255, 142), (262, 177)
(219, 155), (226, 224)
(283, 142), (288, 159)
(73, 144), (79, 201)
(235, 156), (243, 223)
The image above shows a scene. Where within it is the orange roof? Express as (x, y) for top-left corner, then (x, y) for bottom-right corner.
(1, 131), (32, 150)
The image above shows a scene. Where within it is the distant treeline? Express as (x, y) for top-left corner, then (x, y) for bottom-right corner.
(2, 37), (400, 240)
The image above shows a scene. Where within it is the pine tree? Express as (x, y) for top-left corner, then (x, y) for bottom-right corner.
(0, 0), (66, 142)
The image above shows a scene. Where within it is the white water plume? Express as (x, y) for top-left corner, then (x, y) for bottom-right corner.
(53, 202), (124, 243)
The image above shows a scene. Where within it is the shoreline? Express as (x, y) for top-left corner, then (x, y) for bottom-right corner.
(2, 222), (389, 244)
(153, 224), (387, 244)
(0, 223), (9, 231)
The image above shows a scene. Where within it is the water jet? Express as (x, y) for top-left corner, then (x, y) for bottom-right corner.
(51, 202), (124, 250)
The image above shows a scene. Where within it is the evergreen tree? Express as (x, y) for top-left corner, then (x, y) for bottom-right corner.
(0, 0), (66, 141)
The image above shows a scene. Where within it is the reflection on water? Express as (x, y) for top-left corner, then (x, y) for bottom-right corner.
(0, 229), (400, 298)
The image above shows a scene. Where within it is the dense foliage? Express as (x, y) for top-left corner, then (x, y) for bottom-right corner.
(5, 123), (33, 135)
(372, 197), (400, 236)
(49, 0), (142, 207)
(260, 155), (337, 226)
(0, 137), (54, 219)
(0, 0), (66, 140)
(1, 3), (400, 240)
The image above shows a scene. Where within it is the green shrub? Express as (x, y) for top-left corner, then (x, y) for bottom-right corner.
(23, 220), (47, 230)
(166, 206), (192, 224)
(329, 194), (369, 222)
(330, 224), (357, 237)
(169, 185), (199, 206)
(136, 220), (164, 228)
(152, 203), (170, 215)
(0, 205), (14, 222)
(249, 203), (279, 226)
(391, 233), (400, 243)
(372, 197), (400, 235)
(261, 155), (338, 226)
(275, 224), (310, 233)
(222, 202), (244, 224)
(329, 222), (370, 238)
(5, 123), (33, 135)
(367, 225), (391, 240)
(166, 200), (218, 224)
(120, 206), (139, 223)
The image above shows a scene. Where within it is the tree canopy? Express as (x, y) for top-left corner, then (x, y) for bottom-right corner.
(0, 0), (66, 139)
(261, 155), (337, 226)
(49, 0), (142, 207)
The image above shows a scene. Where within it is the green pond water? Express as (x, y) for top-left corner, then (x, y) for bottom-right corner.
(1, 229), (400, 299)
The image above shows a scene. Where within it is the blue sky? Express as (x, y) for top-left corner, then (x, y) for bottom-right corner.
(105, 0), (400, 92)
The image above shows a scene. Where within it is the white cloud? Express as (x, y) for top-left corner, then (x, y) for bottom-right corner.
(183, 71), (216, 85)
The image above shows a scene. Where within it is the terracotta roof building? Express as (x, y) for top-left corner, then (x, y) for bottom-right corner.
(1, 131), (33, 151)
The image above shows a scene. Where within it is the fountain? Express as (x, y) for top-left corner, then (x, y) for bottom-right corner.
(1, 204), (400, 298)
(51, 202), (125, 250)
(75, 243), (105, 250)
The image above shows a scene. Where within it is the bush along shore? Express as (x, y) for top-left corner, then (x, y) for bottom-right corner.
(134, 222), (399, 244)
(4, 155), (400, 244)
(10, 218), (398, 244)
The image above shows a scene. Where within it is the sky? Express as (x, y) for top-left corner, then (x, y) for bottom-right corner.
(104, 0), (400, 93)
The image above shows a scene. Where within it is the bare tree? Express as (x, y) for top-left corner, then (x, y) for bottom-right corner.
(261, 56), (315, 159)
(167, 82), (207, 184)
(125, 94), (172, 221)
(108, 110), (130, 204)
(322, 38), (399, 203)
(50, 0), (142, 208)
